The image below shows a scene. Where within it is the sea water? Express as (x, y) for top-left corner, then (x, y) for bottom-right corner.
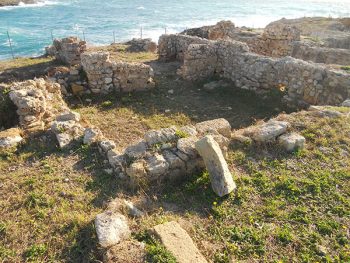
(0, 0), (350, 60)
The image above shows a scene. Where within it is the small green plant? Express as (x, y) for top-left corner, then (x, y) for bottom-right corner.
(276, 226), (294, 245)
(175, 129), (189, 139)
(24, 244), (47, 261)
(101, 100), (113, 107)
(340, 66), (350, 71)
(146, 241), (177, 263)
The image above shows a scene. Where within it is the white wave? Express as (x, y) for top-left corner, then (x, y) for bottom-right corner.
(0, 0), (60, 10)
(137, 6), (145, 10)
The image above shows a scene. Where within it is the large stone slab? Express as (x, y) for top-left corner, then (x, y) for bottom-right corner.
(152, 221), (207, 263)
(195, 135), (236, 197)
(95, 211), (130, 248)
(250, 120), (289, 143)
(195, 118), (231, 138)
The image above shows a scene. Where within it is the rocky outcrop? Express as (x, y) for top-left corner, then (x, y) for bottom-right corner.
(151, 221), (208, 263)
(81, 51), (155, 94)
(9, 79), (69, 132)
(195, 135), (236, 197)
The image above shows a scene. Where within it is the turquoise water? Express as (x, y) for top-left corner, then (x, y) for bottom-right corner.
(1, 0), (350, 60)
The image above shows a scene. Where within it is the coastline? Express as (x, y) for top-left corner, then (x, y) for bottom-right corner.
(0, 0), (36, 7)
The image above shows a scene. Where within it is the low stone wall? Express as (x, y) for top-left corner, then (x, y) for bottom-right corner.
(161, 34), (350, 106)
(104, 119), (231, 187)
(81, 52), (155, 94)
(9, 79), (69, 132)
(46, 37), (87, 66)
(291, 41), (350, 66)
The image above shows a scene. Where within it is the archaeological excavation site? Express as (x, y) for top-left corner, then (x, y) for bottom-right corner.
(0, 17), (350, 263)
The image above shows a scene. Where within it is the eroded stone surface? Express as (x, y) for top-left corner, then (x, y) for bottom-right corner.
(0, 128), (23, 148)
(248, 120), (290, 143)
(95, 211), (130, 248)
(151, 221), (208, 263)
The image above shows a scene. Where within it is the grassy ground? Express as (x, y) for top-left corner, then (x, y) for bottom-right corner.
(0, 48), (349, 262)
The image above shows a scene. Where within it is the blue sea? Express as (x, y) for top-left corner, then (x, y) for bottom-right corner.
(1, 0), (350, 60)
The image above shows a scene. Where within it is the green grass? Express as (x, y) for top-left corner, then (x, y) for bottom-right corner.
(340, 66), (350, 72)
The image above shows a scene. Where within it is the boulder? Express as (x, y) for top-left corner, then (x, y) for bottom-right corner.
(151, 221), (208, 263)
(195, 135), (236, 197)
(249, 120), (289, 142)
(0, 128), (23, 148)
(95, 211), (130, 248)
(278, 133), (306, 152)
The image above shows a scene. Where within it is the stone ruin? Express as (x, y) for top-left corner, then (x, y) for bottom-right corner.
(124, 38), (157, 53)
(159, 34), (350, 107)
(181, 19), (350, 66)
(100, 119), (231, 187)
(9, 79), (69, 132)
(46, 37), (87, 66)
(81, 51), (155, 94)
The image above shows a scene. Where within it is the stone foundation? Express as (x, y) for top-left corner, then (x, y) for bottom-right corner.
(160, 34), (350, 107)
(102, 119), (231, 187)
(81, 51), (155, 94)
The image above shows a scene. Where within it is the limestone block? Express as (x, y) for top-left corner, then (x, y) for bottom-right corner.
(278, 133), (306, 152)
(195, 135), (236, 197)
(250, 120), (289, 142)
(145, 153), (169, 178)
(151, 221), (208, 263)
(195, 118), (231, 138)
(83, 127), (103, 145)
(95, 211), (130, 248)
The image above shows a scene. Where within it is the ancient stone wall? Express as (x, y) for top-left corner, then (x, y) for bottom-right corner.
(291, 42), (350, 66)
(9, 79), (69, 132)
(81, 52), (155, 94)
(46, 37), (87, 66)
(161, 34), (350, 107)
(104, 119), (231, 187)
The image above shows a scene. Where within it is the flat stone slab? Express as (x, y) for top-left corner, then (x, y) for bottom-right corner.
(152, 221), (208, 263)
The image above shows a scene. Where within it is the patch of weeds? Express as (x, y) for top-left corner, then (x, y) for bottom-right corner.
(24, 244), (47, 261)
(289, 206), (310, 224)
(228, 226), (266, 258)
(274, 177), (301, 200)
(340, 65), (350, 71)
(146, 240), (177, 263)
(275, 226), (294, 245)
(101, 100), (113, 108)
(25, 192), (51, 209)
(175, 129), (189, 139)
(185, 171), (210, 192)
(316, 220), (339, 235)
(0, 222), (6, 236)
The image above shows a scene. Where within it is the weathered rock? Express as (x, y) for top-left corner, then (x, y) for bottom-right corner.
(195, 135), (236, 197)
(51, 116), (84, 149)
(71, 83), (85, 95)
(125, 38), (157, 53)
(125, 141), (148, 158)
(83, 127), (103, 145)
(249, 120), (289, 142)
(144, 126), (177, 146)
(123, 200), (144, 217)
(95, 211), (130, 248)
(0, 128), (23, 148)
(145, 153), (169, 178)
(278, 133), (306, 152)
(341, 99), (350, 107)
(151, 221), (208, 263)
(56, 111), (81, 122)
(195, 118), (231, 138)
(49, 37), (87, 65)
(99, 140), (116, 153)
(177, 137), (199, 158)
